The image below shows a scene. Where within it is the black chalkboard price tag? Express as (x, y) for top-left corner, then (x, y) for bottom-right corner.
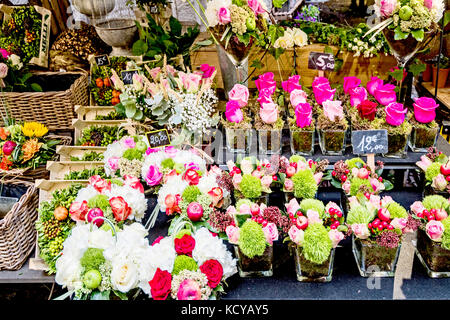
(121, 69), (139, 85)
(351, 130), (389, 155)
(94, 54), (110, 67)
(308, 52), (335, 71)
(146, 129), (171, 149)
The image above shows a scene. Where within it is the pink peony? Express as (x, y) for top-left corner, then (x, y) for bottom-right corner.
(410, 201), (426, 215)
(322, 100), (344, 122)
(228, 84), (249, 107)
(225, 100), (243, 123)
(217, 7), (231, 24)
(226, 225), (240, 244)
(426, 220), (444, 241)
(329, 229), (344, 248)
(349, 87), (368, 108)
(295, 102), (312, 128)
(352, 223), (370, 239)
(177, 279), (202, 300)
(385, 102), (407, 126)
(282, 75), (302, 93)
(374, 83), (397, 106)
(290, 89), (308, 107)
(366, 76), (384, 96)
(259, 101), (279, 124)
(288, 225), (304, 245)
(343, 77), (361, 94)
(145, 165), (163, 186)
(413, 97), (439, 124)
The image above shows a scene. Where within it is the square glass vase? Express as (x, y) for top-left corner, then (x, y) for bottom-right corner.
(352, 236), (401, 277)
(225, 127), (253, 153)
(409, 126), (438, 153)
(294, 246), (335, 282)
(383, 132), (409, 158)
(235, 245), (273, 277)
(415, 228), (450, 278)
(257, 129), (282, 155)
(318, 129), (346, 156)
(290, 128), (315, 156)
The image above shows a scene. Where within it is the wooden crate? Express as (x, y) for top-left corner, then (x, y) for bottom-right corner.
(46, 161), (105, 180)
(75, 105), (116, 120)
(72, 119), (136, 144)
(56, 145), (107, 161)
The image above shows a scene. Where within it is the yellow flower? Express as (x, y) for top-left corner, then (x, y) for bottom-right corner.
(21, 122), (48, 138)
(22, 138), (42, 162)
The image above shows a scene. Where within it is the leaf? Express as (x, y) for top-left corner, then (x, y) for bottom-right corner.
(236, 33), (251, 46)
(411, 29), (424, 42)
(134, 109), (144, 121)
(132, 39), (148, 56)
(91, 290), (110, 300)
(273, 0), (287, 8)
(250, 60), (263, 69)
(125, 104), (137, 119)
(169, 16), (182, 36)
(330, 179), (343, 189)
(113, 290), (128, 300)
(31, 83), (43, 92)
(444, 11), (450, 28)
(394, 27), (409, 40)
(390, 68), (405, 82)
(408, 60), (426, 78)
(383, 180), (393, 191)
(324, 46), (334, 55)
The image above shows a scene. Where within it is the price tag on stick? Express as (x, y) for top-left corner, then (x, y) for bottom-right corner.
(121, 69), (139, 85)
(351, 130), (389, 171)
(146, 129), (171, 149)
(308, 52), (335, 72)
(94, 54), (110, 67)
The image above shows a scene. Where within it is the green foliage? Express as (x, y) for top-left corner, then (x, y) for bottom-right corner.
(425, 162), (442, 181)
(122, 148), (143, 161)
(161, 158), (175, 170)
(238, 220), (267, 259)
(64, 167), (106, 180)
(345, 158), (365, 170)
(349, 177), (374, 196)
(292, 169), (317, 199)
(386, 202), (408, 219)
(347, 204), (374, 225)
(70, 151), (104, 161)
(182, 185), (202, 203)
(300, 199), (325, 218)
(240, 174), (262, 199)
(87, 195), (110, 212)
(80, 248), (105, 274)
(302, 223), (332, 264)
(172, 255), (198, 275)
(273, 0), (288, 8)
(422, 195), (450, 211)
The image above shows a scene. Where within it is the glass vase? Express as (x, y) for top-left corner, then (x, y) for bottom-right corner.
(257, 129), (283, 155)
(409, 126), (438, 153)
(290, 128), (315, 156)
(383, 132), (410, 158)
(235, 245), (273, 277)
(318, 129), (346, 156)
(294, 246), (335, 282)
(352, 236), (401, 277)
(415, 228), (450, 278)
(225, 127), (253, 153)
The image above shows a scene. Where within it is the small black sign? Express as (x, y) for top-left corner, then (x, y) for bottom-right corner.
(94, 54), (110, 67)
(121, 69), (139, 85)
(352, 130), (388, 155)
(308, 52), (335, 71)
(146, 129), (171, 149)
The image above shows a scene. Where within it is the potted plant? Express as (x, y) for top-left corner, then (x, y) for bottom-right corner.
(409, 97), (440, 152)
(285, 199), (346, 282)
(432, 55), (450, 89)
(416, 148), (450, 197)
(288, 95), (315, 155)
(410, 195), (450, 277)
(347, 195), (413, 277)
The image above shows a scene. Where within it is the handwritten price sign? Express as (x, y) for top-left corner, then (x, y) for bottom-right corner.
(94, 54), (110, 67)
(121, 69), (139, 85)
(146, 129), (171, 149)
(308, 52), (335, 71)
(351, 130), (388, 155)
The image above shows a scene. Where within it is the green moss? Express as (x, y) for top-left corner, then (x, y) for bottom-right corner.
(349, 177), (374, 196)
(300, 199), (325, 218)
(347, 204), (374, 225)
(345, 158), (365, 170)
(172, 255), (199, 275)
(80, 248), (105, 273)
(238, 220), (267, 258)
(386, 202), (408, 219)
(302, 223), (332, 264)
(236, 199), (253, 211)
(425, 162), (442, 182)
(175, 230), (192, 239)
(182, 186), (202, 203)
(292, 169), (318, 199)
(87, 195), (110, 212)
(161, 158), (175, 170)
(122, 148), (143, 161)
(422, 195), (449, 211)
(240, 174), (262, 199)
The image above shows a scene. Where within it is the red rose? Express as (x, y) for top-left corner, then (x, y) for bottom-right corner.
(109, 196), (132, 222)
(183, 169), (200, 185)
(123, 175), (144, 193)
(69, 200), (89, 222)
(357, 100), (377, 121)
(149, 268), (172, 300)
(199, 259), (223, 289)
(174, 234), (196, 257)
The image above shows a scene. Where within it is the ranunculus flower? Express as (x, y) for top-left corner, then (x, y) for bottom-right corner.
(262, 222), (279, 243)
(349, 86), (368, 107)
(226, 225), (240, 244)
(164, 146), (178, 158)
(110, 196), (132, 221)
(107, 157), (120, 171)
(174, 234), (196, 257)
(255, 72), (276, 95)
(0, 63), (8, 79)
(124, 175), (144, 193)
(69, 200), (89, 222)
(352, 223), (370, 239)
(413, 97), (439, 124)
(217, 7), (231, 24)
(366, 76), (384, 96)
(228, 84), (249, 107)
(343, 77), (361, 94)
(323, 100), (344, 122)
(177, 279), (201, 300)
(288, 225), (304, 245)
(2, 141), (16, 156)
(225, 100), (243, 123)
(149, 268), (172, 300)
(200, 259), (223, 288)
(200, 63), (216, 79)
(432, 174), (448, 191)
(183, 169), (200, 185)
(410, 201), (426, 215)
(426, 220), (444, 241)
(284, 179), (294, 191)
(390, 218), (407, 231)
(313, 84), (336, 105)
(329, 229), (344, 248)
(379, 0), (397, 17)
(282, 75), (302, 93)
(374, 83), (396, 106)
(295, 102), (312, 128)
(290, 89), (308, 107)
(357, 100), (377, 121)
(259, 101), (279, 124)
(145, 165), (163, 186)
(385, 102), (407, 126)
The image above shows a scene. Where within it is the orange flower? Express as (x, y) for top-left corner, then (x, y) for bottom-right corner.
(22, 138), (42, 162)
(0, 157), (13, 170)
(0, 128), (10, 140)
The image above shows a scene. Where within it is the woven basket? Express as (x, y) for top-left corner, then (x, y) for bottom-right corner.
(0, 71), (89, 130)
(0, 180), (39, 271)
(0, 134), (72, 182)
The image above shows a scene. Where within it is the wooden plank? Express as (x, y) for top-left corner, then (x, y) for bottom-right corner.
(72, 119), (136, 142)
(56, 145), (107, 161)
(74, 105), (116, 120)
(47, 161), (105, 179)
(49, 0), (67, 33)
(422, 82), (450, 109)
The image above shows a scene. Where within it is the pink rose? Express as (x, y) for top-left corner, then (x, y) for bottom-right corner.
(352, 223), (370, 240)
(306, 209), (322, 225)
(357, 168), (370, 179)
(370, 178), (385, 193)
(349, 87), (368, 108)
(0, 49), (10, 59)
(123, 137), (136, 149)
(257, 90), (274, 105)
(69, 200), (89, 222)
(248, 0), (265, 15)
(285, 198), (300, 216)
(426, 220), (444, 241)
(177, 279), (201, 300)
(107, 157), (120, 171)
(413, 97), (439, 124)
(240, 159), (253, 175)
(295, 102), (312, 128)
(255, 72), (276, 95)
(225, 100), (243, 123)
(416, 155), (433, 172)
(226, 225), (240, 244)
(259, 101), (279, 124)
(385, 102), (407, 126)
(164, 146), (178, 158)
(217, 7), (231, 24)
(312, 76), (330, 88)
(124, 175), (145, 193)
(284, 179), (294, 191)
(89, 176), (111, 193)
(343, 77), (361, 94)
(288, 225), (304, 245)
(390, 218), (407, 231)
(282, 75), (302, 93)
(313, 84), (336, 105)
(322, 100), (344, 121)
(342, 180), (351, 194)
(0, 63), (8, 79)
(368, 195), (382, 210)
(380, 0), (397, 17)
(239, 204), (251, 215)
(366, 76), (384, 96)
(374, 83), (397, 106)
(261, 175), (273, 189)
(145, 165), (163, 186)
(328, 229), (344, 248)
(200, 64), (216, 79)
(228, 84), (249, 107)
(432, 174), (448, 191)
(410, 201), (426, 215)
(262, 222), (279, 244)
(424, 0), (433, 9)
(313, 172), (323, 185)
(232, 173), (242, 189)
(290, 89), (308, 107)
(381, 196), (394, 207)
(179, 72), (202, 92)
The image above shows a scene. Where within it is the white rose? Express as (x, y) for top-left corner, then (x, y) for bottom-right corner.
(292, 29), (308, 47)
(110, 258), (139, 293)
(8, 54), (21, 68)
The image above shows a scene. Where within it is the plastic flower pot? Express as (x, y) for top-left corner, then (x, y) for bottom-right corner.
(432, 66), (449, 89)
(257, 129), (282, 155)
(294, 247), (335, 282)
(290, 128), (315, 156)
(235, 245), (273, 277)
(225, 127), (253, 153)
(318, 129), (346, 156)
(352, 236), (401, 277)
(409, 126), (439, 152)
(415, 228), (450, 278)
(383, 132), (410, 158)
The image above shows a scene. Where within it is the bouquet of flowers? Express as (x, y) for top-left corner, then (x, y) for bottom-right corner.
(55, 222), (151, 300)
(0, 48), (41, 92)
(103, 135), (149, 179)
(416, 147), (450, 196)
(142, 227), (237, 300)
(70, 175), (147, 224)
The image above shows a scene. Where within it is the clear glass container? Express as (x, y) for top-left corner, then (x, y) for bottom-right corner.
(225, 127), (253, 153)
(294, 246), (335, 282)
(409, 126), (438, 153)
(318, 129), (346, 156)
(352, 236), (401, 277)
(257, 129), (282, 155)
(415, 228), (450, 278)
(383, 132), (410, 158)
(290, 129), (315, 156)
(235, 245), (273, 277)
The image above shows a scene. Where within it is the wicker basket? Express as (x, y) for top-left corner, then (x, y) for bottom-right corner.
(0, 180), (39, 271)
(0, 71), (89, 130)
